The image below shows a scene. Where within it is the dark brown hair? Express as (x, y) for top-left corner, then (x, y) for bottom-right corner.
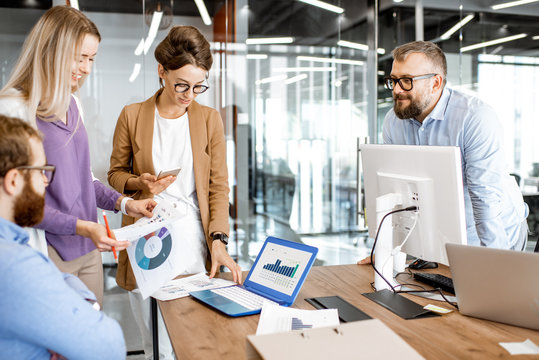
(154, 26), (212, 86)
(392, 41), (447, 81)
(0, 115), (42, 178)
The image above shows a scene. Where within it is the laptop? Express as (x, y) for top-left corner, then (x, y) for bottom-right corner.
(446, 243), (539, 330)
(190, 236), (318, 317)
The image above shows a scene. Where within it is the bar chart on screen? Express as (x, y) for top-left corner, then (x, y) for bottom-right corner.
(249, 241), (314, 295)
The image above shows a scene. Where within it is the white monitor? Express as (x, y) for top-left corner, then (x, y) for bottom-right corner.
(360, 144), (467, 266)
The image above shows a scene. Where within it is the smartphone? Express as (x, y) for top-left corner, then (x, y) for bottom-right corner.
(157, 167), (181, 180)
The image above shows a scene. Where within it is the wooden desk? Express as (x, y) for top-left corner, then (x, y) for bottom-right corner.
(159, 265), (539, 359)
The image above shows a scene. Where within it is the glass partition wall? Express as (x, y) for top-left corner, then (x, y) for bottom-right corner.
(1, 0), (538, 266)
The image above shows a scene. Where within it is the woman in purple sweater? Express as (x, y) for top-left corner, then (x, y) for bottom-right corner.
(0, 6), (156, 307)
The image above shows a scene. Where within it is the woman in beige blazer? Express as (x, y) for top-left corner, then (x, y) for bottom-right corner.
(108, 25), (241, 359)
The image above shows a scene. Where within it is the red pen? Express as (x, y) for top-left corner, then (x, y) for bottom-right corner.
(102, 210), (117, 261)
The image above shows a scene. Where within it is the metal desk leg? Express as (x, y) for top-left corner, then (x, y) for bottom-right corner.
(151, 297), (159, 359)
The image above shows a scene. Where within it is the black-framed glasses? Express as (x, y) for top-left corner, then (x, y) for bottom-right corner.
(174, 83), (209, 94)
(15, 164), (56, 184)
(384, 73), (437, 91)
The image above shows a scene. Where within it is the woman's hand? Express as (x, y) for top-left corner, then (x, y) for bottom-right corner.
(120, 197), (157, 219)
(136, 173), (177, 195)
(76, 220), (130, 252)
(209, 240), (242, 284)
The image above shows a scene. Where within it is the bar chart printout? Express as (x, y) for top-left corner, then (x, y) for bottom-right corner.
(262, 260), (299, 278)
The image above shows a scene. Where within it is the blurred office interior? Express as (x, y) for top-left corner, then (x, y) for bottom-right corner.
(1, 0), (538, 355)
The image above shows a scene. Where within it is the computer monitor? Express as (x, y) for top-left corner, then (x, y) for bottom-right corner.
(360, 144), (467, 275)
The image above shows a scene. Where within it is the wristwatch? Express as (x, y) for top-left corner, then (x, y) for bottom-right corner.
(212, 233), (229, 246)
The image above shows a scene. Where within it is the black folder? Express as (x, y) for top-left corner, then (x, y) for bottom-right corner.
(305, 295), (372, 323)
(362, 289), (439, 319)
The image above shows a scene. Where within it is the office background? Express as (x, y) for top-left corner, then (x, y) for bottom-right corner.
(1, 0), (538, 355)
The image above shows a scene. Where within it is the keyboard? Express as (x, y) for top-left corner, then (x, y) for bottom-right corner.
(412, 272), (455, 294)
(211, 286), (278, 310)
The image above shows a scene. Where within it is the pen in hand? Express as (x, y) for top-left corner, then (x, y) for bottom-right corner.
(102, 210), (117, 262)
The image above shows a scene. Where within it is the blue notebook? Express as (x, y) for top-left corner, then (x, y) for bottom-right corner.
(190, 236), (318, 317)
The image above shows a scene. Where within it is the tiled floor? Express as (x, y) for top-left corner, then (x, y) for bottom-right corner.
(102, 213), (538, 359)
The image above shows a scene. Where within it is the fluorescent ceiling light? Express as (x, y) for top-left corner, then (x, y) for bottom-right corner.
(194, 0), (212, 25)
(246, 54), (268, 59)
(246, 37), (294, 45)
(298, 0), (344, 14)
(273, 66), (336, 72)
(440, 14), (475, 40)
(285, 74), (308, 84)
(148, 11), (163, 39)
(533, 35), (539, 40)
(134, 38), (145, 56)
(129, 63), (141, 83)
(297, 55), (364, 66)
(461, 33), (527, 52)
(337, 40), (385, 54)
(255, 74), (287, 85)
(492, 0), (539, 10)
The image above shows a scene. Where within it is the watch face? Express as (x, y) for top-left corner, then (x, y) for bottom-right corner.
(213, 233), (229, 245)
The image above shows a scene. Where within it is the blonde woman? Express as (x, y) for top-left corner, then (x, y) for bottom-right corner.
(109, 25), (241, 359)
(0, 5), (156, 307)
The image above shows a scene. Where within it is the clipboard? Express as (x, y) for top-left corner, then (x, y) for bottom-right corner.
(246, 319), (425, 360)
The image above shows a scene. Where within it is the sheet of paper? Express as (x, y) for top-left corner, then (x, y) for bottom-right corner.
(112, 199), (184, 242)
(152, 272), (236, 301)
(256, 302), (339, 335)
(499, 339), (539, 355)
(123, 199), (186, 299)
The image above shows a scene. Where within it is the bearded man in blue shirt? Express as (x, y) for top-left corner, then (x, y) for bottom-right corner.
(382, 41), (528, 251)
(0, 115), (125, 360)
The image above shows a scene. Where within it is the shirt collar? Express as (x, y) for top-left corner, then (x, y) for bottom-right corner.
(425, 86), (451, 122)
(0, 216), (30, 245)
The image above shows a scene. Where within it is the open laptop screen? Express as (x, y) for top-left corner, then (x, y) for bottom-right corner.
(244, 237), (318, 304)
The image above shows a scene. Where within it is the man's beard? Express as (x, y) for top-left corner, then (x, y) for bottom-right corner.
(13, 174), (45, 227)
(393, 92), (431, 119)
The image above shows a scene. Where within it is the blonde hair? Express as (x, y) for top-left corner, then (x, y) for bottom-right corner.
(0, 6), (100, 125)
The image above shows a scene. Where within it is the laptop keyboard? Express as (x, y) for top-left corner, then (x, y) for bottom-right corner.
(211, 286), (279, 310)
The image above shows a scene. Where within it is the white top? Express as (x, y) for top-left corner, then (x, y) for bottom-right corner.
(152, 108), (199, 215)
(152, 108), (207, 275)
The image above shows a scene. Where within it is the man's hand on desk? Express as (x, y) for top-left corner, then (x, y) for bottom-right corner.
(357, 255), (372, 265)
(209, 240), (243, 284)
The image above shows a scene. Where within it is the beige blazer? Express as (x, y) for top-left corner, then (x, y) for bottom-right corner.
(108, 89), (230, 291)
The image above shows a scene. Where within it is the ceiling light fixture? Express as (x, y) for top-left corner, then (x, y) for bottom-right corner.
(285, 74), (308, 84)
(246, 54), (268, 59)
(255, 75), (288, 85)
(298, 0), (344, 14)
(440, 14), (475, 40)
(492, 0), (539, 10)
(461, 33), (527, 52)
(134, 38), (145, 56)
(533, 35), (539, 40)
(246, 37), (294, 45)
(273, 66), (336, 72)
(337, 40), (385, 54)
(142, 11), (163, 55)
(297, 55), (364, 66)
(194, 0), (212, 25)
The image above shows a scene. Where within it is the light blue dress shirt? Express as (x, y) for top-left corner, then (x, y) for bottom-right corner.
(0, 217), (126, 360)
(383, 87), (527, 249)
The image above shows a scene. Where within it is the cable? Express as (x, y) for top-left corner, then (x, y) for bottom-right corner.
(391, 210), (418, 256)
(370, 205), (418, 292)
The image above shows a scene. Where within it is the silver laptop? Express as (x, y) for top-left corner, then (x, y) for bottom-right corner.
(446, 243), (539, 330)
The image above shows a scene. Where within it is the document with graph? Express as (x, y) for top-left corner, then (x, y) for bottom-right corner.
(190, 237), (318, 316)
